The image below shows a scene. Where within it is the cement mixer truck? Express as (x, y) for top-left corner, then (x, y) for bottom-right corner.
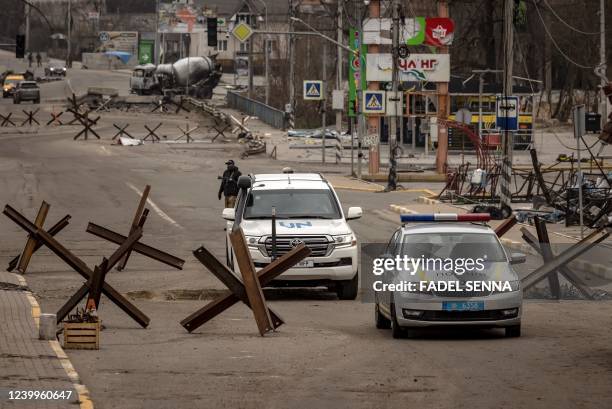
(130, 56), (222, 99)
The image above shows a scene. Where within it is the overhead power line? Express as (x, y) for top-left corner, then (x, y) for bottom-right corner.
(532, 0), (596, 69)
(542, 0), (602, 35)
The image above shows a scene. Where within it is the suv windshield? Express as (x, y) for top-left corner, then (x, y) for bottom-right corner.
(243, 189), (341, 220)
(401, 233), (507, 262)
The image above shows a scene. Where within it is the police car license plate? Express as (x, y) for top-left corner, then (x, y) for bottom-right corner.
(296, 260), (314, 268)
(442, 301), (484, 311)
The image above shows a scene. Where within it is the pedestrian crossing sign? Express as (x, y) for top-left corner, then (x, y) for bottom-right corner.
(363, 91), (386, 114)
(303, 80), (324, 100)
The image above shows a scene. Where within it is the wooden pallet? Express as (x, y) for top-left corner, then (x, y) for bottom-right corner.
(63, 322), (100, 350)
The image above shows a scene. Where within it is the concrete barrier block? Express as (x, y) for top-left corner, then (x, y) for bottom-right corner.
(39, 313), (57, 340)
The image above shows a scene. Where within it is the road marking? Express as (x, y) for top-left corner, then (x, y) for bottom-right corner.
(49, 341), (95, 409)
(17, 274), (94, 409)
(126, 182), (183, 229)
(99, 146), (112, 156)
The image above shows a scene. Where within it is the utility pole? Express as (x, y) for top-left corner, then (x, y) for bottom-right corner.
(367, 0), (381, 176)
(25, 2), (30, 52)
(258, 0), (269, 105)
(264, 38), (270, 104)
(248, 37), (254, 98)
(67, 0), (72, 68)
(322, 42), (327, 163)
(499, 0), (514, 211)
(335, 0), (343, 140)
(435, 0), (449, 173)
(154, 0), (160, 65)
(288, 0), (296, 130)
(600, 0), (607, 129)
(387, 0), (400, 190)
(357, 11), (365, 179)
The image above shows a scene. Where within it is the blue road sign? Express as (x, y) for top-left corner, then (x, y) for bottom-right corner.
(362, 90), (386, 114)
(496, 96), (519, 131)
(303, 81), (323, 100)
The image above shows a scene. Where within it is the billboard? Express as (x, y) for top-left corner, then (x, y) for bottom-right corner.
(138, 40), (154, 65)
(362, 17), (453, 46)
(159, 3), (208, 33)
(98, 31), (138, 53)
(366, 54), (450, 83)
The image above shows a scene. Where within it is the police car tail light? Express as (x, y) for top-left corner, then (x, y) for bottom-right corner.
(400, 213), (491, 223)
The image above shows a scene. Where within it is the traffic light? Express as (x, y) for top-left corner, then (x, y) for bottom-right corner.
(207, 17), (217, 47)
(15, 34), (25, 59)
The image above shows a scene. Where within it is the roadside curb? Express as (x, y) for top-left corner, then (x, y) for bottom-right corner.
(15, 274), (94, 409)
(388, 205), (612, 282)
(363, 173), (447, 183)
(332, 184), (384, 192)
(329, 177), (440, 194)
(417, 195), (440, 204)
(389, 204), (417, 214)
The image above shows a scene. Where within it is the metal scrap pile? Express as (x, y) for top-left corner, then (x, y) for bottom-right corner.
(526, 148), (612, 228)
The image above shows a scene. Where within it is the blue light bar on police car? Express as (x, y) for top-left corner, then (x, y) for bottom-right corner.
(400, 213), (491, 222)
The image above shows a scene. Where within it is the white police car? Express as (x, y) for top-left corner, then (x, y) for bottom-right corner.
(222, 173), (362, 299)
(374, 213), (525, 338)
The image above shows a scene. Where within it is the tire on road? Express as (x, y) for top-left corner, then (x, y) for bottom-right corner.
(375, 302), (391, 329)
(390, 301), (406, 339)
(336, 273), (358, 300)
(505, 325), (521, 338)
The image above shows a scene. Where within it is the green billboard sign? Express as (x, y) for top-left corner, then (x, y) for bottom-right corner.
(348, 28), (367, 118)
(138, 40), (154, 65)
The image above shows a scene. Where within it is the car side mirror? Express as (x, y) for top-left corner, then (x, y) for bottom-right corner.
(238, 175), (252, 189)
(222, 208), (235, 221)
(510, 252), (526, 265)
(346, 206), (363, 220)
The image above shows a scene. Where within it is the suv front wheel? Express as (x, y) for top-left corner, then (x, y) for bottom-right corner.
(335, 273), (358, 300)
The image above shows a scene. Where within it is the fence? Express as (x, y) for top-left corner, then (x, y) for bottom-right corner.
(226, 91), (287, 130)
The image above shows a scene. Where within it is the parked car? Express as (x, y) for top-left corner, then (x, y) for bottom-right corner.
(45, 64), (67, 77)
(13, 81), (40, 104)
(3, 74), (25, 97)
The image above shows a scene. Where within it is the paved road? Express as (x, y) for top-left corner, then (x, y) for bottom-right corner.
(1, 53), (611, 409)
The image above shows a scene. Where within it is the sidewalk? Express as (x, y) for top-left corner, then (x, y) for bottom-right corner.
(0, 271), (92, 409)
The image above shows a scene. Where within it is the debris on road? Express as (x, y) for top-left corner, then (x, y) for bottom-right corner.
(117, 136), (143, 146)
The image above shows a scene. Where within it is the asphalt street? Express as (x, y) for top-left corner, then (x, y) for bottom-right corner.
(1, 53), (612, 409)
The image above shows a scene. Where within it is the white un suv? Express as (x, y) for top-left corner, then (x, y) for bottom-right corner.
(222, 173), (362, 299)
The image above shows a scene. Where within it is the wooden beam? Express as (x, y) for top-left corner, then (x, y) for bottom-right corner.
(229, 228), (274, 336)
(17, 201), (50, 273)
